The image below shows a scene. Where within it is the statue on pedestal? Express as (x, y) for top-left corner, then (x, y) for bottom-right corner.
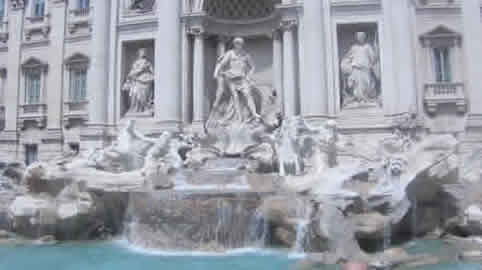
(340, 32), (381, 109)
(122, 48), (154, 115)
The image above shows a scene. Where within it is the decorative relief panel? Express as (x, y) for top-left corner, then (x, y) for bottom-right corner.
(205, 0), (281, 20)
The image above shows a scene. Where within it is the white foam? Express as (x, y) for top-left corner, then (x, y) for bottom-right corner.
(115, 239), (283, 258)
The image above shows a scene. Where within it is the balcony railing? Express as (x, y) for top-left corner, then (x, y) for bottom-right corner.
(63, 100), (88, 128)
(0, 21), (7, 43)
(70, 8), (90, 17)
(24, 14), (50, 41)
(18, 103), (47, 129)
(424, 82), (466, 114)
(68, 8), (91, 35)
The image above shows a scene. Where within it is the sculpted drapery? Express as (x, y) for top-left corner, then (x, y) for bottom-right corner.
(122, 48), (155, 114)
(341, 32), (381, 108)
(207, 37), (262, 129)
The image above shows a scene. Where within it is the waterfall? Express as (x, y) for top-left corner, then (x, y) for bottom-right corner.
(293, 220), (310, 253)
(411, 196), (418, 239)
(124, 191), (268, 251)
(293, 201), (313, 253)
(383, 220), (392, 250)
(248, 210), (269, 247)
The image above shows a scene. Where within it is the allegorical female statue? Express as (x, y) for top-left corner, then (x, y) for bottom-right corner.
(340, 32), (381, 108)
(122, 48), (155, 114)
(207, 37), (262, 129)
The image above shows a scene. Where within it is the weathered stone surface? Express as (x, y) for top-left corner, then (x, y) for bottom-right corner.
(7, 182), (127, 240)
(351, 212), (390, 240)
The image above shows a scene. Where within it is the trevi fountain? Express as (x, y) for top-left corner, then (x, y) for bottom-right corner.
(0, 0), (481, 270)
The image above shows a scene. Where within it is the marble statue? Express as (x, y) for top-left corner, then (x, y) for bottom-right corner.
(199, 37), (280, 155)
(340, 32), (381, 108)
(208, 37), (261, 129)
(122, 48), (155, 114)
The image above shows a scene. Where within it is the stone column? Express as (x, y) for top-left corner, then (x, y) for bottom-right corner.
(155, 0), (182, 129)
(191, 28), (206, 128)
(273, 29), (283, 111)
(87, 0), (111, 126)
(301, 0), (327, 119)
(462, 0), (482, 117)
(2, 1), (24, 146)
(107, 0), (119, 125)
(281, 20), (298, 117)
(46, 0), (66, 135)
(181, 25), (193, 123)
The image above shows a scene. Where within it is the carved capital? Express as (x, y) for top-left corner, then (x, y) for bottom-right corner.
(272, 28), (282, 40)
(279, 19), (297, 32)
(10, 0), (25, 10)
(187, 26), (206, 38)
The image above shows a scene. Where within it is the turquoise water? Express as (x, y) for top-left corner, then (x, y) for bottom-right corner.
(0, 241), (299, 270)
(0, 240), (479, 270)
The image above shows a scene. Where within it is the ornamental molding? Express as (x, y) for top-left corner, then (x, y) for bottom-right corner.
(419, 25), (462, 48)
(21, 57), (49, 72)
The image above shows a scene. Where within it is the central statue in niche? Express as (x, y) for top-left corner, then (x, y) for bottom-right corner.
(340, 32), (381, 109)
(122, 48), (154, 115)
(204, 37), (280, 156)
(208, 37), (261, 128)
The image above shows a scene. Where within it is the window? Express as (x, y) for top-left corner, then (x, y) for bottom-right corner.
(78, 0), (89, 10)
(25, 144), (38, 166)
(433, 47), (451, 82)
(33, 0), (45, 17)
(0, 0), (5, 18)
(69, 67), (87, 102)
(25, 71), (41, 104)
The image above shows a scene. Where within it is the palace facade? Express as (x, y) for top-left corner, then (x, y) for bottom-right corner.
(0, 0), (481, 164)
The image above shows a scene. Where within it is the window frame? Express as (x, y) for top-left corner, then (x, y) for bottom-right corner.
(32, 0), (46, 17)
(433, 46), (451, 83)
(0, 0), (5, 19)
(64, 53), (90, 103)
(69, 66), (88, 102)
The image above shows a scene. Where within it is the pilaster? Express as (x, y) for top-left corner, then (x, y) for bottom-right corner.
(4, 0), (24, 138)
(300, 0), (328, 120)
(382, 0), (417, 115)
(280, 19), (298, 117)
(46, 0), (67, 141)
(87, 0), (111, 127)
(155, 0), (182, 130)
(190, 26), (207, 130)
(462, 0), (482, 124)
(272, 29), (283, 112)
